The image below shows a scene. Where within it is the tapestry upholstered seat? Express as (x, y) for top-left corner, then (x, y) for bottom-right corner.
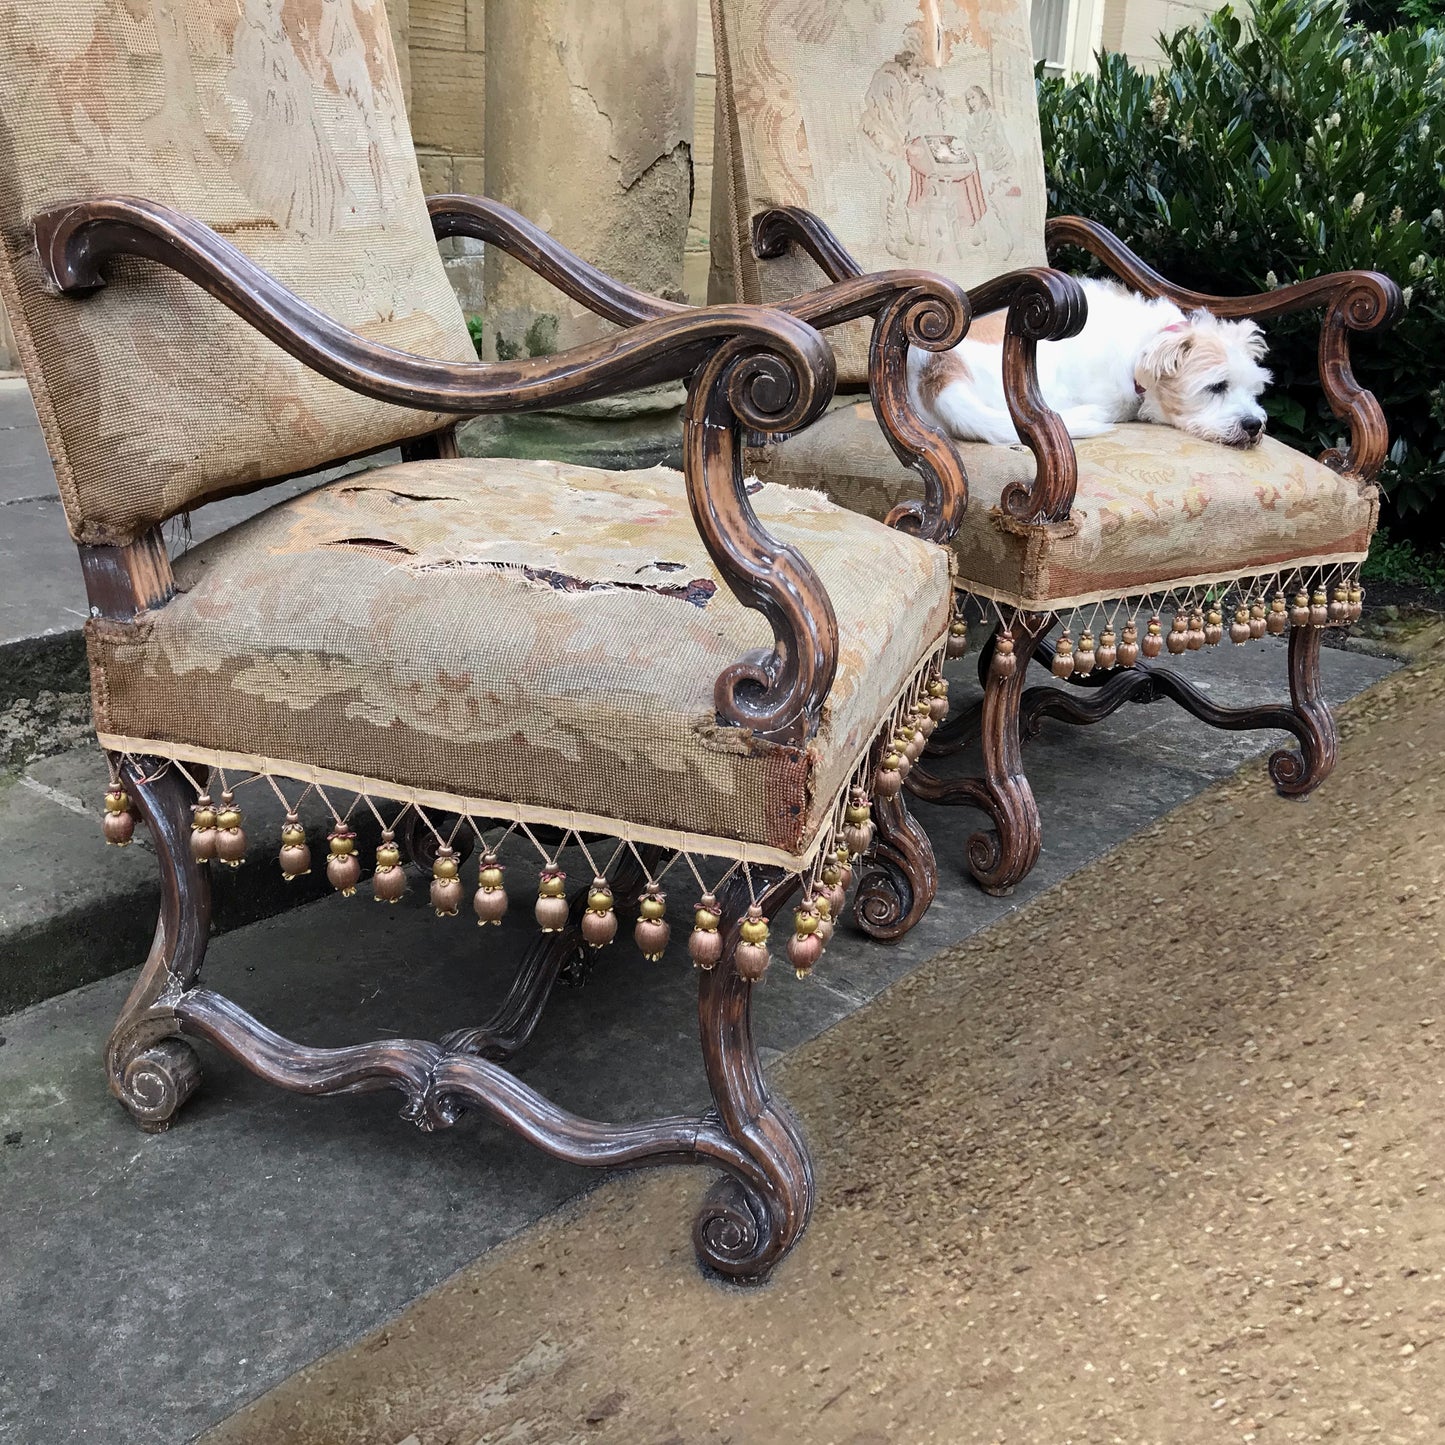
(90, 457), (952, 859)
(751, 404), (1376, 613)
(0, 0), (977, 1281)
(708, 0), (1399, 896)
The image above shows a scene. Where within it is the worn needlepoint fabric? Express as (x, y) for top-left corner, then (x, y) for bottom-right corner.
(87, 457), (955, 861)
(750, 403), (1379, 611)
(710, 0), (1048, 381)
(0, 0), (478, 545)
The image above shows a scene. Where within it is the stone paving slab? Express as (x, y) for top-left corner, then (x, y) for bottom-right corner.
(0, 640), (1395, 1445)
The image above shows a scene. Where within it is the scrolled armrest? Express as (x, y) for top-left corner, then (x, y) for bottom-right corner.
(1047, 215), (1401, 480)
(753, 206), (1086, 528)
(971, 268), (1087, 524)
(36, 194), (842, 747)
(35, 197), (836, 427)
(428, 193), (685, 329)
(753, 206), (866, 282)
(783, 268), (973, 543)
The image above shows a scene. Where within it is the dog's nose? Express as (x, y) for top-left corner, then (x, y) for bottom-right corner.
(1241, 417), (1263, 438)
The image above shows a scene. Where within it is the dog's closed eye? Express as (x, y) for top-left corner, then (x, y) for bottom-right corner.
(1207, 380), (1229, 395)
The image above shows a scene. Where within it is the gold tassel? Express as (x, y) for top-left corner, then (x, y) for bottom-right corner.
(430, 844), (463, 916)
(991, 629), (1017, 680)
(736, 905), (771, 982)
(102, 786), (134, 847)
(843, 790), (874, 857)
(1186, 609), (1206, 651)
(787, 899), (823, 978)
(1249, 600), (1267, 640)
(326, 824), (360, 895)
(581, 877), (617, 947)
(473, 850), (508, 925)
(927, 675), (950, 722)
(1074, 629), (1097, 676)
(1229, 605), (1252, 645)
(535, 867), (569, 932)
(874, 746), (904, 799)
(191, 795), (218, 862)
(1052, 630), (1075, 679)
(634, 886), (670, 961)
(1204, 607), (1224, 647)
(1167, 614), (1189, 655)
(945, 617), (968, 658)
(1309, 589), (1330, 626)
(215, 790), (246, 868)
(279, 812), (311, 880)
(372, 829), (406, 903)
(1096, 626), (1118, 671)
(688, 893), (723, 969)
(814, 894), (836, 946)
(1142, 615), (1164, 659)
(1117, 620), (1140, 668)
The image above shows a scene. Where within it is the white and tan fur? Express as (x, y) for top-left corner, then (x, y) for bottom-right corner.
(909, 277), (1271, 449)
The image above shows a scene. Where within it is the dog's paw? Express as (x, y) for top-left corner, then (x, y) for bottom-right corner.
(1060, 405), (1115, 438)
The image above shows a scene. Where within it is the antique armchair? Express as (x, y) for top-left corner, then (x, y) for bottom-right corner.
(0, 0), (974, 1280)
(708, 0), (1400, 894)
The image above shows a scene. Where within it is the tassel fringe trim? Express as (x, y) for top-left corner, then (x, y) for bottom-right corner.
(96, 641), (950, 985)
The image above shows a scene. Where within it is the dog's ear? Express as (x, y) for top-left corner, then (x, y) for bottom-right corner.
(1236, 318), (1269, 362)
(1137, 326), (1194, 383)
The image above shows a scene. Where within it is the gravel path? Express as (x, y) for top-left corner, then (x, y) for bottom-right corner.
(207, 656), (1445, 1445)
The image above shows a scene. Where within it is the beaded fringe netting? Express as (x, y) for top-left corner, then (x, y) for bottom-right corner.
(96, 644), (950, 984)
(945, 562), (1366, 678)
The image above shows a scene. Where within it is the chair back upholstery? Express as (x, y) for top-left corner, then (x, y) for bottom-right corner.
(709, 0), (1048, 382)
(0, 0), (477, 545)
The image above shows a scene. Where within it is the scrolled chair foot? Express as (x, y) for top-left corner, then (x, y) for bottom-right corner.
(851, 792), (938, 941)
(691, 868), (816, 1281)
(118, 1038), (202, 1132)
(693, 1155), (810, 1283)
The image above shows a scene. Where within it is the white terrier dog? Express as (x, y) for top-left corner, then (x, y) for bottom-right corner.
(909, 277), (1271, 449)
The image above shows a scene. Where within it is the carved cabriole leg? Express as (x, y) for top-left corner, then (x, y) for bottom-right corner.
(155, 864), (812, 1280)
(692, 866), (814, 1280)
(921, 622), (996, 760)
(1020, 623), (1337, 799)
(852, 792), (939, 941)
(440, 845), (662, 1062)
(906, 616), (1050, 896)
(105, 757), (211, 1132)
(1275, 622), (1337, 795)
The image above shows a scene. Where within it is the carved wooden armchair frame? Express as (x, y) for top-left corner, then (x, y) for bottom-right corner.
(27, 189), (981, 1281)
(745, 204), (1400, 896)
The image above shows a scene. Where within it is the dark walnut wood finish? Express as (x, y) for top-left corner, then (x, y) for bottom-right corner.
(1045, 215), (1400, 483)
(907, 617), (1052, 896)
(752, 204), (1393, 894)
(38, 194), (844, 744)
(752, 205), (1087, 526)
(1020, 625), (1336, 797)
(107, 754), (810, 1278)
(44, 193), (960, 1278)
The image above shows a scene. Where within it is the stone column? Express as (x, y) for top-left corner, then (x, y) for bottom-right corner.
(481, 0), (696, 361)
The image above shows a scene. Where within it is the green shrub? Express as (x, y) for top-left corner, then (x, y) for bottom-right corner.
(1039, 0), (1445, 539)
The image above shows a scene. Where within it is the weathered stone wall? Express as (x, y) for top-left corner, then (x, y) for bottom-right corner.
(687, 0), (715, 304)
(479, 0), (697, 360)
